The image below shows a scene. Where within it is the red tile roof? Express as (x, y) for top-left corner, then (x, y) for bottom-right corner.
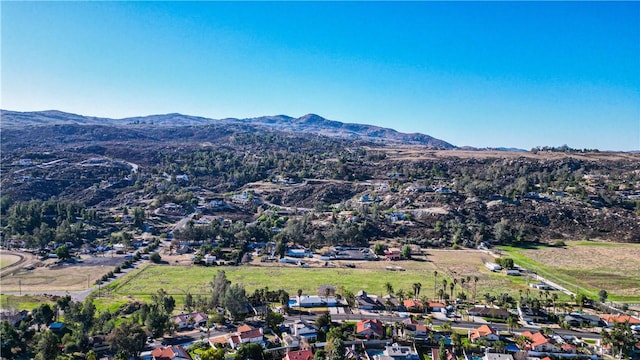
(356, 319), (384, 336)
(284, 350), (314, 360)
(600, 314), (640, 324)
(470, 324), (497, 340)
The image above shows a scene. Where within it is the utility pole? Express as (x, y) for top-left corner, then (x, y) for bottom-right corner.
(19, 279), (21, 296)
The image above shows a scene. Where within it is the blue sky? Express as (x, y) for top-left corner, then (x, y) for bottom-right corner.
(2, 1), (639, 150)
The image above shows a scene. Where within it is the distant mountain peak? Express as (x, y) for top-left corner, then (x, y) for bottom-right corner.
(0, 109), (456, 149)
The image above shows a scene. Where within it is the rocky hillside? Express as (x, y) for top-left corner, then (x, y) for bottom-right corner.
(0, 109), (455, 148)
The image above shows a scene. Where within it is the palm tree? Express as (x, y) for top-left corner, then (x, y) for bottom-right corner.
(412, 282), (422, 299)
(442, 279), (448, 297)
(506, 316), (518, 334)
(385, 282), (394, 296)
(449, 281), (456, 301)
(433, 270), (438, 300)
(473, 276), (479, 304)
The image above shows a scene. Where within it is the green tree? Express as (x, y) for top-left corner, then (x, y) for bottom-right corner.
(401, 245), (412, 259)
(374, 242), (385, 255)
(107, 321), (147, 358)
(598, 289), (608, 303)
(265, 311), (284, 331)
(55, 244), (71, 261)
(600, 321), (636, 359)
(35, 330), (60, 360)
(224, 284), (249, 320)
(234, 343), (264, 360)
(200, 347), (226, 360)
(0, 321), (23, 358)
(325, 336), (346, 360)
(32, 303), (55, 330)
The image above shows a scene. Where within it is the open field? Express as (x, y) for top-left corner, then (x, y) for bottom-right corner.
(96, 249), (557, 309)
(0, 294), (53, 311)
(498, 241), (640, 302)
(0, 253), (21, 269)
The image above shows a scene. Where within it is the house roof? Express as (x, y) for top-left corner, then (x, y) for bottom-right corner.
(470, 324), (497, 340)
(429, 302), (446, 308)
(403, 299), (423, 309)
(530, 333), (552, 348)
(284, 350), (314, 360)
(151, 345), (191, 360)
(599, 314), (640, 324)
(239, 328), (263, 340)
(356, 319), (384, 336)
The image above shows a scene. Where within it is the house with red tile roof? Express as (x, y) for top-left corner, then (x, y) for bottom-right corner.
(356, 319), (384, 338)
(403, 299), (424, 312)
(207, 323), (263, 349)
(284, 349), (314, 360)
(151, 345), (191, 360)
(524, 332), (559, 352)
(599, 314), (640, 327)
(470, 324), (499, 342)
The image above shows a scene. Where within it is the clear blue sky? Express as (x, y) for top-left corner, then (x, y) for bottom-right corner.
(2, 1), (639, 150)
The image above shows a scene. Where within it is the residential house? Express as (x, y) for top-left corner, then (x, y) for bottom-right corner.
(428, 302), (446, 313)
(403, 299), (424, 313)
(291, 295), (339, 308)
(561, 343), (577, 354)
(151, 345), (191, 360)
(521, 331), (559, 353)
(599, 314), (640, 327)
(469, 324), (499, 342)
(293, 320), (319, 342)
(468, 306), (511, 320)
(357, 319), (384, 339)
(403, 318), (429, 338)
(483, 354), (513, 360)
(373, 342), (419, 360)
(355, 291), (385, 311)
(284, 349), (314, 360)
(208, 324), (264, 350)
(170, 312), (208, 330)
(382, 294), (401, 311)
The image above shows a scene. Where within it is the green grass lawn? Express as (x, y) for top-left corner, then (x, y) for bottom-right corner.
(101, 263), (447, 307)
(0, 294), (53, 311)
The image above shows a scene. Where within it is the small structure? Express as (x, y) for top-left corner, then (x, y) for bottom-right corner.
(485, 262), (502, 271)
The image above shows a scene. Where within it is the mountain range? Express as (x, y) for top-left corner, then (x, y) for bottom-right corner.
(0, 109), (455, 149)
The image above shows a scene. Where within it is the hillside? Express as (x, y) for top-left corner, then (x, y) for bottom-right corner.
(0, 109), (455, 148)
(1, 110), (640, 252)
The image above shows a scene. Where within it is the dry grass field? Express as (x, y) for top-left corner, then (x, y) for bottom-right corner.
(0, 253), (22, 269)
(1, 264), (107, 292)
(500, 241), (640, 302)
